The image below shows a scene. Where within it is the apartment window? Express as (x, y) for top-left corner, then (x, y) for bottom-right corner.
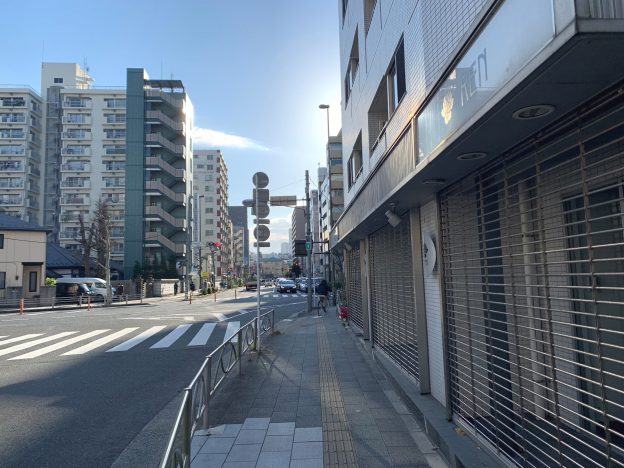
(105, 98), (126, 108)
(0, 234), (4, 249)
(347, 134), (363, 188)
(205, 207), (213, 214)
(367, 38), (406, 151)
(207, 154), (214, 160)
(344, 30), (359, 106)
(207, 196), (214, 202)
(207, 165), (214, 170)
(207, 219), (214, 224)
(104, 129), (126, 139)
(29, 271), (37, 292)
(54, 77), (63, 84)
(0, 272), (5, 289)
(364, 0), (378, 35)
(197, 164), (204, 169)
(206, 230), (214, 236)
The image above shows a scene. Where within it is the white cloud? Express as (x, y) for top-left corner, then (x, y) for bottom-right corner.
(192, 126), (269, 151)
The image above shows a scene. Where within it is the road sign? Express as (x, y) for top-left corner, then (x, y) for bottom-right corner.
(270, 195), (298, 206)
(252, 172), (269, 188)
(242, 198), (254, 207)
(254, 225), (270, 242)
(306, 242), (311, 251)
(253, 219), (270, 224)
(252, 204), (270, 218)
(201, 272), (209, 278)
(253, 242), (271, 248)
(253, 188), (269, 202)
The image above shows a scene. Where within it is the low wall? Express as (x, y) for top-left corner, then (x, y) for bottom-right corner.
(152, 279), (179, 297)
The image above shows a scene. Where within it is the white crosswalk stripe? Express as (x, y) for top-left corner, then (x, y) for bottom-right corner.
(150, 324), (192, 349)
(223, 321), (240, 343)
(106, 326), (166, 352)
(0, 334), (43, 346)
(62, 328), (140, 355)
(9, 330), (110, 360)
(0, 332), (77, 357)
(214, 313), (227, 322)
(188, 323), (216, 346)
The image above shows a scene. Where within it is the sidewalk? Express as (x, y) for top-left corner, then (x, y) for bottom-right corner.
(190, 310), (446, 468)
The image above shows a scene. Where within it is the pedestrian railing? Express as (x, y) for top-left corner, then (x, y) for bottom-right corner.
(0, 293), (145, 312)
(159, 309), (275, 468)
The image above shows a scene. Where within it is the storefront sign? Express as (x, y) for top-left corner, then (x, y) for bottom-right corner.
(418, 0), (555, 161)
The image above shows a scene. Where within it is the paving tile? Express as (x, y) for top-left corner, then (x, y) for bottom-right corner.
(289, 459), (324, 468)
(355, 455), (393, 467)
(222, 462), (256, 468)
(208, 424), (243, 438)
(234, 429), (266, 445)
(192, 452), (227, 468)
(225, 443), (262, 462)
(191, 437), (206, 458)
(296, 405), (321, 416)
(256, 450), (292, 467)
(262, 435), (294, 452)
(381, 431), (415, 447)
(374, 417), (404, 431)
(291, 441), (323, 460)
(353, 438), (389, 459)
(350, 424), (383, 440)
(248, 407), (274, 418)
(388, 445), (428, 465)
(267, 422), (295, 436)
(295, 414), (322, 427)
(198, 436), (236, 454)
(294, 427), (323, 442)
(271, 411), (297, 422)
(241, 417), (270, 430)
(425, 452), (448, 468)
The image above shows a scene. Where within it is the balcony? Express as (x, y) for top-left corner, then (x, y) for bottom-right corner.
(0, 179), (24, 189)
(104, 180), (125, 188)
(145, 110), (184, 133)
(144, 156), (185, 179)
(0, 147), (25, 156)
(105, 115), (126, 125)
(61, 196), (90, 206)
(28, 166), (40, 176)
(62, 115), (92, 125)
(61, 179), (90, 189)
(144, 180), (185, 203)
(62, 100), (91, 109)
(0, 98), (26, 108)
(59, 230), (80, 240)
(145, 133), (184, 155)
(0, 196), (23, 206)
(62, 131), (91, 140)
(61, 163), (91, 172)
(60, 213), (83, 223)
(0, 162), (25, 171)
(0, 131), (25, 139)
(144, 205), (187, 229)
(0, 115), (25, 123)
(145, 89), (183, 109)
(103, 131), (126, 140)
(144, 231), (186, 254)
(103, 162), (125, 172)
(102, 196), (124, 205)
(62, 146), (91, 156)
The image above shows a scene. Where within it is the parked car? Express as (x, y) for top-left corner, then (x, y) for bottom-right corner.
(299, 277), (322, 293)
(277, 279), (297, 293)
(245, 278), (257, 291)
(55, 277), (115, 302)
(296, 277), (307, 291)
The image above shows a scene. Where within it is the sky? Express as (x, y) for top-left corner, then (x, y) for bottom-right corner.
(1, 0), (343, 252)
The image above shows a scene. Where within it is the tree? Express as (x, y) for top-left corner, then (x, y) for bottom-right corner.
(77, 214), (96, 276)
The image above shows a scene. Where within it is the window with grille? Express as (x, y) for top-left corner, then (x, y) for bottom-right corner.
(346, 243), (363, 331)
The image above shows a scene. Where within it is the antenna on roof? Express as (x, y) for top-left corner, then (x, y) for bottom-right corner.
(83, 57), (90, 74)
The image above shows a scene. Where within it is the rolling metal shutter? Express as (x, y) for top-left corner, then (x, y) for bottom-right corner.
(440, 86), (624, 467)
(369, 214), (419, 381)
(346, 243), (363, 331)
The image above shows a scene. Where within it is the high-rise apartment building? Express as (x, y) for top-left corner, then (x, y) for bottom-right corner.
(0, 87), (43, 222)
(40, 64), (128, 261)
(319, 134), (343, 282)
(290, 207), (305, 258)
(336, 1), (624, 466)
(124, 70), (193, 278)
(228, 205), (249, 275)
(192, 150), (231, 280)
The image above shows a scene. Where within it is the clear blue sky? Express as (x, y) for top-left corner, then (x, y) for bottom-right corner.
(1, 0), (343, 250)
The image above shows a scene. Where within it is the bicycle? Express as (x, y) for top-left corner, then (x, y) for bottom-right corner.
(316, 295), (328, 315)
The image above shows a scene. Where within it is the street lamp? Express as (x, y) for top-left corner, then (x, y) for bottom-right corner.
(319, 104), (330, 140)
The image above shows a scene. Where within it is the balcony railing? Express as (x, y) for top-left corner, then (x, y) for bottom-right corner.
(144, 181), (185, 203)
(0, 99), (26, 107)
(102, 196), (124, 205)
(103, 163), (125, 172)
(0, 163), (24, 171)
(145, 89), (183, 109)
(61, 197), (90, 205)
(62, 100), (91, 109)
(0, 115), (26, 123)
(104, 180), (125, 188)
(144, 232), (186, 254)
(0, 197), (23, 206)
(62, 147), (91, 156)
(145, 110), (184, 133)
(62, 116), (92, 125)
(62, 132), (91, 140)
(0, 180), (24, 189)
(144, 157), (185, 179)
(145, 133), (185, 155)
(0, 132), (25, 139)
(61, 163), (91, 172)
(60, 214), (83, 223)
(61, 179), (90, 189)
(144, 206), (187, 229)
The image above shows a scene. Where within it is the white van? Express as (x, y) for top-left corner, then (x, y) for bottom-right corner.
(55, 277), (115, 300)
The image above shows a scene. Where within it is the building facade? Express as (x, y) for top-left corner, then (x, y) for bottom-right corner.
(228, 205), (249, 274)
(335, 1), (624, 466)
(124, 70), (193, 279)
(0, 88), (43, 223)
(290, 206), (305, 258)
(192, 150), (231, 280)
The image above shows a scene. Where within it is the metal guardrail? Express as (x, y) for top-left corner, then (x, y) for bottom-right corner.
(0, 294), (145, 312)
(160, 309), (275, 468)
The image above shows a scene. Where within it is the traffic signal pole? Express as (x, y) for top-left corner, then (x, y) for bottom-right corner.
(256, 184), (261, 353)
(305, 170), (312, 314)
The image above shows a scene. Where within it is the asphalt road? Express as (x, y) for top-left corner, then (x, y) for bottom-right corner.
(0, 287), (309, 468)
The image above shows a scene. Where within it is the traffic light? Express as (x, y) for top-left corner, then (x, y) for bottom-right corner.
(215, 242), (222, 249)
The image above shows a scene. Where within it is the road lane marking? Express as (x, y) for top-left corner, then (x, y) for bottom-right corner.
(188, 323), (217, 346)
(0, 332), (78, 356)
(214, 313), (227, 322)
(9, 330), (111, 360)
(106, 326), (166, 352)
(62, 328), (140, 355)
(150, 324), (192, 349)
(0, 334), (43, 346)
(223, 321), (240, 343)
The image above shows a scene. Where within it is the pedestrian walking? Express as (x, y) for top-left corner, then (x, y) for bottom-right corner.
(174, 282), (178, 295)
(190, 281), (196, 293)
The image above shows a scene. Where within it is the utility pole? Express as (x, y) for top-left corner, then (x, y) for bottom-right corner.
(305, 170), (312, 314)
(185, 195), (193, 300)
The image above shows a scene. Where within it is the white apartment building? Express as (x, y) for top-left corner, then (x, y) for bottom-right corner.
(41, 63), (127, 263)
(193, 149), (232, 280)
(0, 88), (43, 222)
